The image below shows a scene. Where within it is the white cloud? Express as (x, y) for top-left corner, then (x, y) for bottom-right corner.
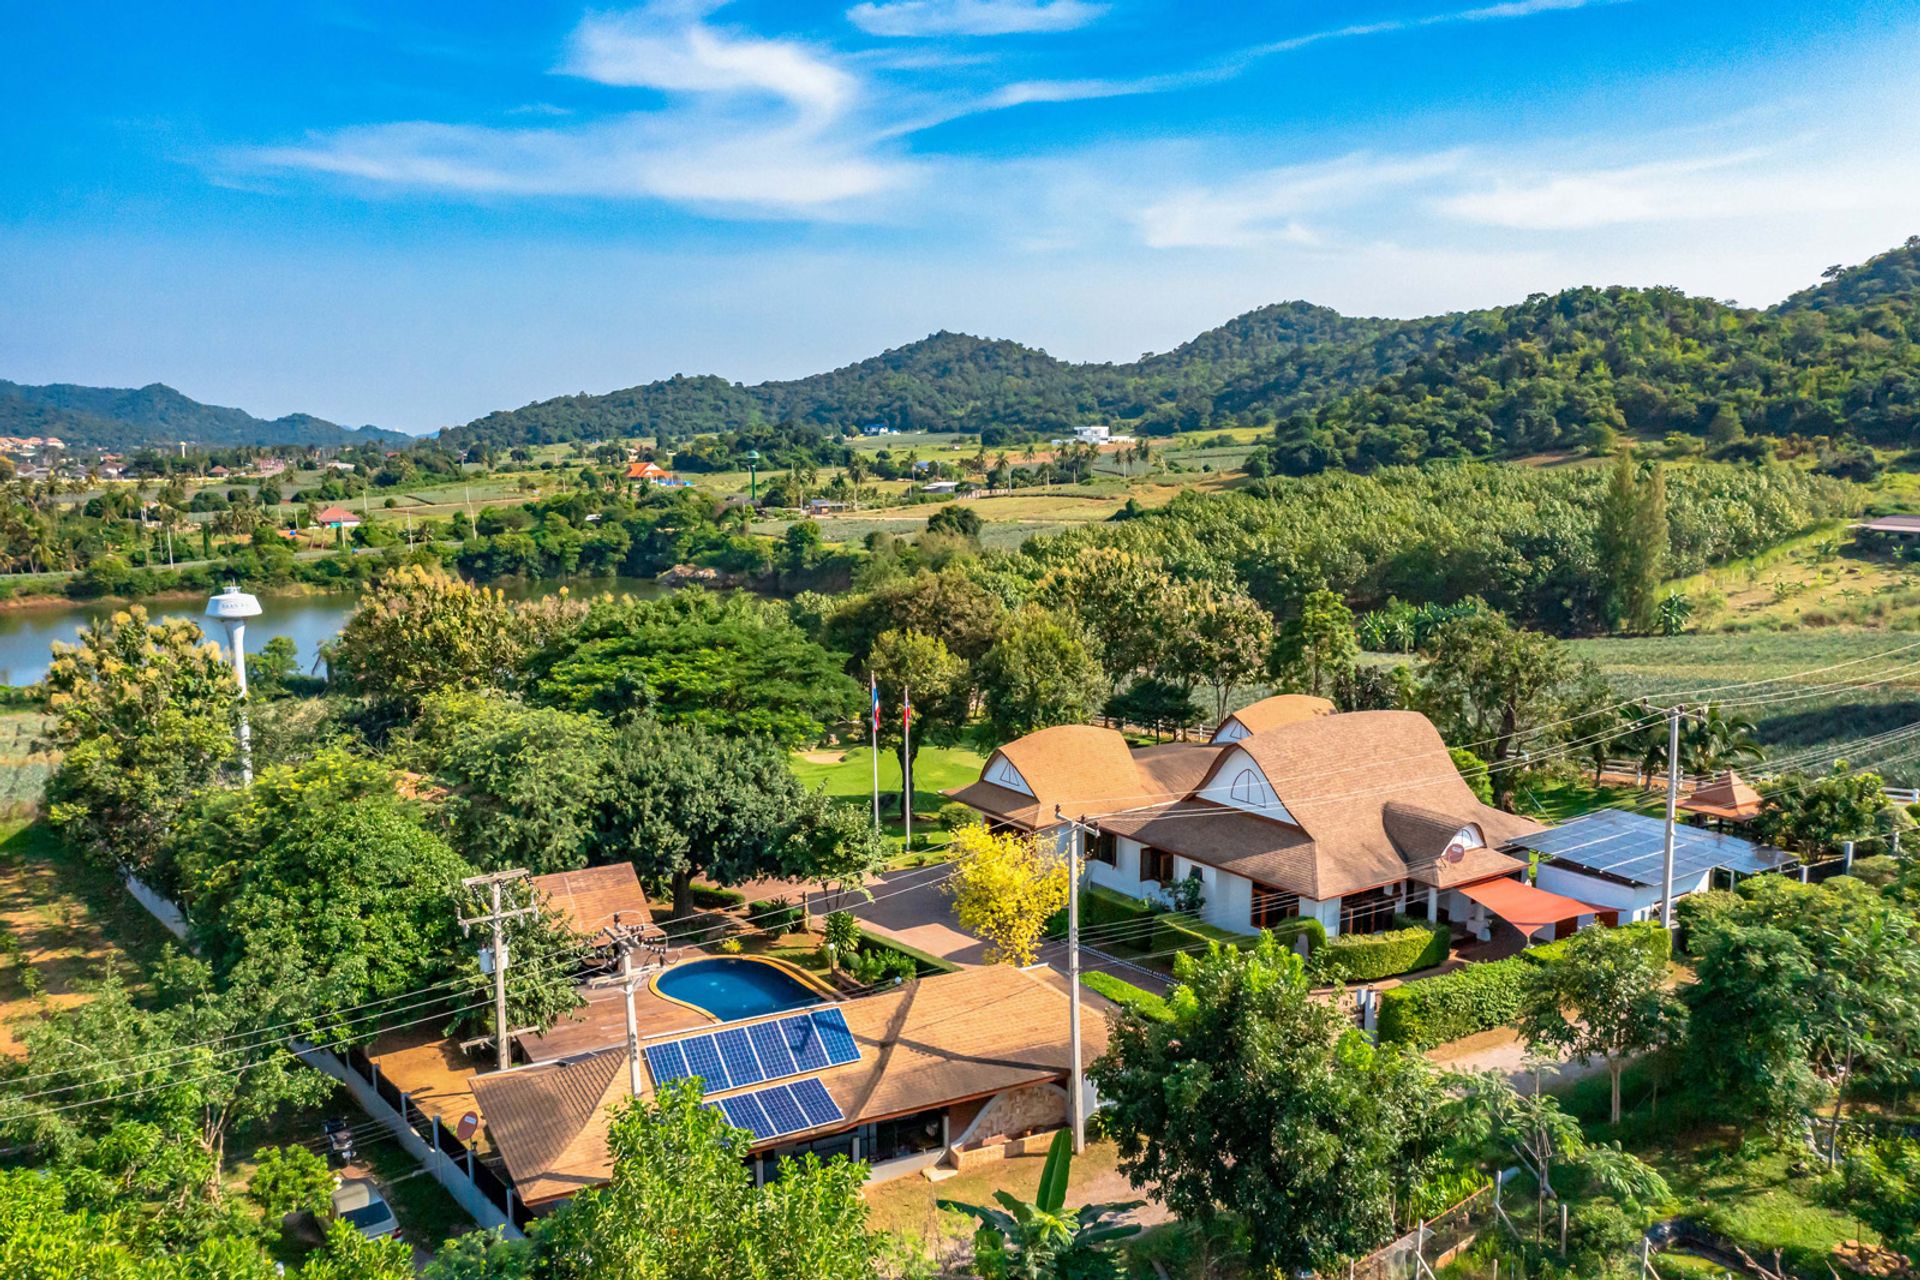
(240, 0), (909, 214)
(847, 0), (1105, 38)
(1137, 152), (1468, 248)
(1437, 146), (1920, 230)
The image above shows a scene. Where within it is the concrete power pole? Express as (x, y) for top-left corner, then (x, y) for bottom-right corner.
(459, 870), (536, 1071)
(593, 915), (669, 1099)
(1659, 704), (1683, 928)
(1056, 806), (1086, 1154)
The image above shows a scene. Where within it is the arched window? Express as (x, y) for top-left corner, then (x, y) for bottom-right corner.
(1229, 768), (1274, 808)
(1450, 824), (1485, 851)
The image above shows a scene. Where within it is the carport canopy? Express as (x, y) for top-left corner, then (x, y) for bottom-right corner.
(1457, 877), (1599, 937)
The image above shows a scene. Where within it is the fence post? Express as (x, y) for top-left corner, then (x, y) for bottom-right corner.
(1843, 840), (1855, 873)
(431, 1116), (441, 1156)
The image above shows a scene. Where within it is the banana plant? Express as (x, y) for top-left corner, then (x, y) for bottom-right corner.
(938, 1128), (1143, 1280)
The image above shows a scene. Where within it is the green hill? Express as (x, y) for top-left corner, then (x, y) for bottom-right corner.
(442, 239), (1920, 463)
(0, 380), (408, 450)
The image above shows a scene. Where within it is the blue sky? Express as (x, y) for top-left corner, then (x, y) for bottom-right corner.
(3, 0), (1919, 432)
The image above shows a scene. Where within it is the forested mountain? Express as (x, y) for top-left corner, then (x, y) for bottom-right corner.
(443, 239), (1920, 465)
(0, 380), (408, 450)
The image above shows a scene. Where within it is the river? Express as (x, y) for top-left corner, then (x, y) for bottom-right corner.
(0, 577), (665, 686)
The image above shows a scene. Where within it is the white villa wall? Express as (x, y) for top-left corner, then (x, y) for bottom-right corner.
(1089, 836), (1152, 899)
(1300, 894), (1343, 938)
(1533, 863), (1713, 922)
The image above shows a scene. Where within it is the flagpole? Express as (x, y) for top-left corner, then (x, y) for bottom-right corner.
(902, 685), (913, 852)
(869, 673), (881, 832)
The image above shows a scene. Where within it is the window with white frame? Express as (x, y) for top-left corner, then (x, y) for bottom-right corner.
(1229, 768), (1277, 809)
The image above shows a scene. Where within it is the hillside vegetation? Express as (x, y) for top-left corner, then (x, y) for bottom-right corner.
(0, 380), (407, 450)
(443, 239), (1920, 465)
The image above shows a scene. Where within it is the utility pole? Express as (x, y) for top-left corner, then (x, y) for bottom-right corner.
(459, 870), (536, 1072)
(1056, 806), (1086, 1154)
(593, 915), (669, 1098)
(1659, 704), (1683, 929)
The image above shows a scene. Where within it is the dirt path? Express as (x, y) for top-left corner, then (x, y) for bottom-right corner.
(1425, 1026), (1612, 1091)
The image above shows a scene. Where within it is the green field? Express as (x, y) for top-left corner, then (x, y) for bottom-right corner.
(1571, 629), (1920, 784)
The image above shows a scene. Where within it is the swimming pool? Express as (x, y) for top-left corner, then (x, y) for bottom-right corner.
(654, 957), (823, 1021)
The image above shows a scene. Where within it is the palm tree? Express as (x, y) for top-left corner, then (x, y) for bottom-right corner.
(938, 1129), (1141, 1279)
(1683, 703), (1763, 775)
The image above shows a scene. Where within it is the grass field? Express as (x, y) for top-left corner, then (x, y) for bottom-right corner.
(0, 820), (177, 1055)
(1570, 629), (1920, 783)
(1661, 520), (1920, 633)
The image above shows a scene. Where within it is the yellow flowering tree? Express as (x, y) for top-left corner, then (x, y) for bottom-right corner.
(943, 824), (1072, 966)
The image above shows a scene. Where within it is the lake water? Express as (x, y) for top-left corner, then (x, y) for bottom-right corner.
(0, 576), (664, 686)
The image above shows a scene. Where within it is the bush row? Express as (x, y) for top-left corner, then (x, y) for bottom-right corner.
(1377, 956), (1530, 1049)
(1082, 971), (1172, 1023)
(1521, 919), (1672, 969)
(1310, 915), (1450, 983)
(857, 930), (959, 977)
(1044, 883), (1161, 941)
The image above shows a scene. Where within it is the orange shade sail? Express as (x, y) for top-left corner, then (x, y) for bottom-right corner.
(1457, 877), (1599, 936)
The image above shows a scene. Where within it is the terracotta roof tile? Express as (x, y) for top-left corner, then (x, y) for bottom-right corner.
(529, 864), (653, 937)
(1213, 694), (1335, 740)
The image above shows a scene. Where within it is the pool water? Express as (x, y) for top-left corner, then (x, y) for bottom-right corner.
(656, 958), (822, 1021)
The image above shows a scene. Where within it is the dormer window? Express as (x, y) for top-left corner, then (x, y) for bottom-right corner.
(1451, 824), (1484, 851)
(1230, 768), (1276, 809)
(988, 755), (1033, 796)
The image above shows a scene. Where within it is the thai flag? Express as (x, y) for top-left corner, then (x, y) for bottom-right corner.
(870, 673), (881, 733)
(902, 686), (912, 729)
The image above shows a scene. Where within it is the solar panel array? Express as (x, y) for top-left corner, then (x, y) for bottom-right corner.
(1506, 808), (1793, 887)
(645, 1006), (859, 1094)
(711, 1077), (845, 1143)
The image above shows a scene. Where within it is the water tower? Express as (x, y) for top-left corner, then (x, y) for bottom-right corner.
(205, 584), (262, 783)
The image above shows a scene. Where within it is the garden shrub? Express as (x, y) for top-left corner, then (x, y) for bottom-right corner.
(1310, 915), (1449, 982)
(1045, 884), (1157, 941)
(1150, 915), (1256, 961)
(689, 885), (746, 910)
(745, 896), (805, 934)
(848, 946), (917, 985)
(935, 801), (982, 831)
(857, 929), (958, 976)
(1265, 917), (1327, 956)
(1082, 971), (1172, 1022)
(1522, 920), (1671, 969)
(1377, 956), (1529, 1048)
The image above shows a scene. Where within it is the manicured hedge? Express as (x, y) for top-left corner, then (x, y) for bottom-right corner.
(1312, 916), (1450, 983)
(689, 885), (747, 910)
(1521, 920), (1672, 969)
(1082, 971), (1172, 1023)
(857, 930), (959, 977)
(1044, 884), (1159, 942)
(1377, 956), (1530, 1049)
(1267, 917), (1328, 956)
(1150, 915), (1257, 961)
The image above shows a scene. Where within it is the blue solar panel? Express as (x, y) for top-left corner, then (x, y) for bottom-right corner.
(759, 1085), (808, 1135)
(790, 1077), (844, 1128)
(682, 1035), (730, 1092)
(644, 1040), (693, 1086)
(812, 1008), (859, 1066)
(785, 1015), (830, 1073)
(714, 1027), (765, 1087)
(1507, 808), (1792, 887)
(721, 1093), (775, 1139)
(748, 1021), (798, 1078)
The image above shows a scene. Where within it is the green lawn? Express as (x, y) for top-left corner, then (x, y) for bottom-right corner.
(791, 743), (985, 813)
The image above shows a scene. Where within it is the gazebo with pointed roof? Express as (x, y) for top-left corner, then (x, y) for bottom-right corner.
(1680, 770), (1765, 823)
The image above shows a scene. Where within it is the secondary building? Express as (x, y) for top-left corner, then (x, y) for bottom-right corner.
(949, 700), (1597, 943)
(469, 964), (1103, 1207)
(1508, 808), (1795, 923)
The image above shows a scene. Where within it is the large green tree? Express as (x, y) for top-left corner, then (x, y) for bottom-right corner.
(43, 606), (237, 882)
(1268, 585), (1357, 703)
(868, 627), (969, 817)
(527, 589), (861, 745)
(595, 717), (816, 915)
(530, 1082), (881, 1280)
(1090, 936), (1458, 1275)
(1418, 609), (1573, 805)
(976, 605), (1108, 744)
(1517, 927), (1678, 1123)
(328, 565), (525, 717)
(1593, 451), (1667, 632)
(407, 691), (612, 873)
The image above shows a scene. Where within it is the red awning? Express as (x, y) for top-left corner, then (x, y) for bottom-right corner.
(1457, 878), (1598, 936)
